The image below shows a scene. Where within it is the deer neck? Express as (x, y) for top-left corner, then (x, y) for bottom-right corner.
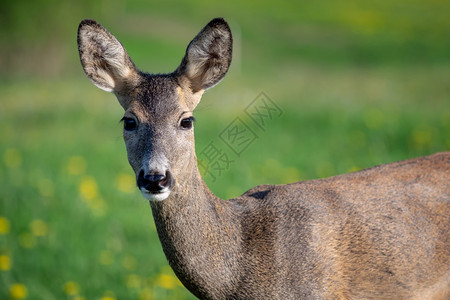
(149, 159), (241, 297)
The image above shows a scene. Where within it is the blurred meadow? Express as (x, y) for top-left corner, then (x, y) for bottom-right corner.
(1, 0), (449, 299)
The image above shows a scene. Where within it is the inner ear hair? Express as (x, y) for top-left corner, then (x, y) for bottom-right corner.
(77, 19), (139, 93)
(176, 18), (233, 93)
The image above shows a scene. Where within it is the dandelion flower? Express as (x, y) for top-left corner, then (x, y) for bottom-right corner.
(0, 254), (12, 271)
(412, 128), (432, 149)
(139, 288), (152, 300)
(79, 176), (98, 200)
(38, 178), (54, 197)
(63, 281), (80, 296)
(30, 219), (48, 237)
(116, 173), (135, 193)
(99, 250), (114, 265)
(19, 233), (36, 249)
(156, 273), (177, 290)
(0, 217), (10, 234)
(121, 255), (137, 270)
(4, 148), (22, 168)
(101, 291), (116, 300)
(125, 274), (141, 288)
(67, 156), (87, 175)
(10, 283), (27, 299)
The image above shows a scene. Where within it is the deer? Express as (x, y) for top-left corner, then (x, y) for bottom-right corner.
(77, 18), (450, 299)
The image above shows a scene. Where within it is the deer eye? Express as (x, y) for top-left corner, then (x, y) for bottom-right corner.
(180, 116), (195, 130)
(122, 117), (138, 131)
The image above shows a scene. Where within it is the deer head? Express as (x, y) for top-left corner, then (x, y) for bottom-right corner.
(77, 18), (232, 201)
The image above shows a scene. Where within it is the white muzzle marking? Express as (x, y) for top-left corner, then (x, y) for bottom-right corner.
(140, 187), (171, 202)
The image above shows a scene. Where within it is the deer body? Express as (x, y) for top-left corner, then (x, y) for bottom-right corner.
(152, 152), (449, 299)
(77, 18), (450, 299)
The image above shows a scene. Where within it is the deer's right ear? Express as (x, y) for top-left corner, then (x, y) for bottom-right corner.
(175, 18), (233, 94)
(77, 19), (139, 95)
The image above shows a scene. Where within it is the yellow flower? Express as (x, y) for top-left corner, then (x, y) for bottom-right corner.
(0, 217), (10, 234)
(139, 288), (152, 300)
(99, 250), (114, 265)
(121, 255), (137, 271)
(63, 281), (80, 296)
(19, 233), (36, 249)
(159, 266), (183, 287)
(101, 291), (116, 300)
(78, 176), (108, 216)
(412, 128), (432, 149)
(156, 273), (177, 290)
(116, 173), (136, 194)
(79, 176), (98, 200)
(37, 178), (54, 198)
(281, 167), (301, 183)
(30, 219), (48, 237)
(4, 148), (22, 169)
(107, 237), (122, 252)
(67, 156), (87, 175)
(125, 274), (141, 288)
(347, 166), (361, 173)
(88, 197), (108, 217)
(10, 283), (27, 299)
(0, 254), (12, 271)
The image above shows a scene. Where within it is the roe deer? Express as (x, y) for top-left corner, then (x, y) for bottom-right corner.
(77, 18), (450, 299)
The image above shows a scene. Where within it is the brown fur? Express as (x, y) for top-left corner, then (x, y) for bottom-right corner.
(77, 18), (450, 299)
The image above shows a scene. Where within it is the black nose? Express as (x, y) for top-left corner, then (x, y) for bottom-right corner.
(138, 170), (174, 193)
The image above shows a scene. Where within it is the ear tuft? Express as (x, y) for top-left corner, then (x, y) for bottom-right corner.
(176, 18), (233, 92)
(77, 19), (139, 93)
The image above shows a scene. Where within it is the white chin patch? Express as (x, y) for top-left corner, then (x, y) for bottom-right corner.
(140, 188), (171, 202)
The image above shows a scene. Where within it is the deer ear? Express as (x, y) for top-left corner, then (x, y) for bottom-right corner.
(77, 19), (139, 94)
(176, 18), (232, 93)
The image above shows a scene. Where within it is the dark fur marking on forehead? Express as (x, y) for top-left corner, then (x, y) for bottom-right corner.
(135, 73), (181, 117)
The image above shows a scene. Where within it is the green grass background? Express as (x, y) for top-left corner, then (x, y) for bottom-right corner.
(1, 0), (449, 299)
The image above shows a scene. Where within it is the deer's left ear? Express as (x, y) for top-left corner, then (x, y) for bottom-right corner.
(175, 18), (233, 94)
(77, 19), (140, 96)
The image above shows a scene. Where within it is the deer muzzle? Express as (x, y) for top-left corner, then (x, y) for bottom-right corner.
(137, 169), (175, 201)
